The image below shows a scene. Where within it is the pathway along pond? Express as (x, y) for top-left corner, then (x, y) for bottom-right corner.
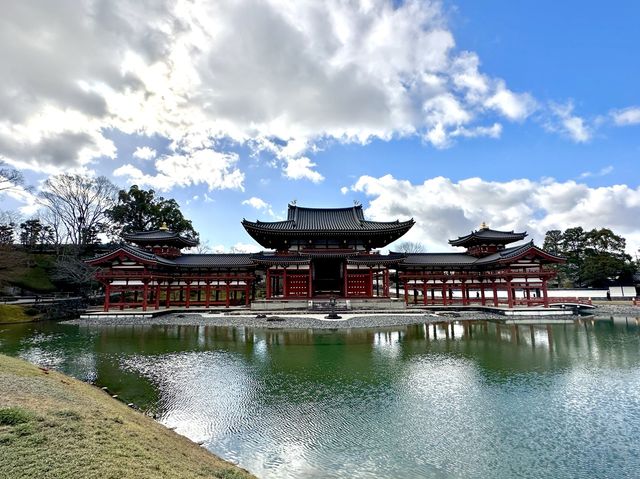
(1, 317), (640, 478)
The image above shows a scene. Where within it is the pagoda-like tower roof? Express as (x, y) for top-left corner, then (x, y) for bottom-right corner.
(449, 226), (526, 247)
(242, 204), (414, 249)
(122, 229), (198, 248)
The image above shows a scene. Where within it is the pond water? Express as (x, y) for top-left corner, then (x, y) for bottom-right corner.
(1, 317), (640, 478)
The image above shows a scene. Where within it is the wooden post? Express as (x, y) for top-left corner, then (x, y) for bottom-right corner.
(185, 281), (191, 308)
(442, 283), (447, 306)
(104, 283), (111, 312)
(422, 281), (427, 305)
(205, 281), (211, 308)
(506, 279), (514, 308)
(492, 282), (498, 307)
(245, 283), (250, 306)
(542, 279), (549, 308)
(283, 267), (288, 298)
(344, 263), (348, 298)
(480, 282), (486, 306)
(461, 281), (467, 306)
(369, 267), (373, 297)
(225, 281), (230, 308)
(165, 284), (171, 308)
(266, 268), (271, 299)
(120, 291), (124, 310)
(403, 280), (409, 305)
(155, 284), (161, 310)
(308, 264), (313, 298)
(142, 281), (148, 311)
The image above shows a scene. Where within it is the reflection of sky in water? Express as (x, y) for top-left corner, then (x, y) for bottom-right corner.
(1, 318), (640, 478)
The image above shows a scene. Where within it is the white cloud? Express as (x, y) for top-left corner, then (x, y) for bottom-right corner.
(545, 102), (591, 143)
(283, 157), (324, 183)
(611, 106), (640, 126)
(132, 146), (157, 160)
(113, 149), (244, 192)
(242, 197), (269, 210)
(352, 174), (640, 255)
(451, 122), (502, 139)
(579, 165), (614, 179)
(0, 0), (543, 180)
(484, 81), (537, 121)
(340, 186), (349, 195)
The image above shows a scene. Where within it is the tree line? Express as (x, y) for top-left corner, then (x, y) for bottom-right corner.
(0, 166), (198, 294)
(543, 227), (637, 288)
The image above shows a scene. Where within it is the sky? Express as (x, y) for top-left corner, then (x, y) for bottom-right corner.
(1, 0), (639, 256)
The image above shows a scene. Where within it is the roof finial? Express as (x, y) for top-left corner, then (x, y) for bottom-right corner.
(480, 221), (488, 230)
(159, 222), (169, 231)
(290, 199), (297, 205)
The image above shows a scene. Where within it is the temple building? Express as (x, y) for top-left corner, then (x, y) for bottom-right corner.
(243, 203), (413, 299)
(87, 204), (564, 311)
(398, 224), (564, 308)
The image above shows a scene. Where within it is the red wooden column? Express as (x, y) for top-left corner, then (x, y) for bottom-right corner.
(165, 283), (171, 308)
(441, 282), (447, 306)
(492, 281), (498, 306)
(542, 279), (549, 307)
(403, 280), (409, 305)
(308, 264), (313, 298)
(383, 269), (389, 297)
(225, 281), (230, 308)
(343, 263), (349, 298)
(185, 281), (191, 308)
(480, 281), (486, 305)
(506, 279), (514, 308)
(283, 267), (288, 298)
(461, 281), (468, 306)
(368, 267), (373, 297)
(266, 269), (271, 299)
(155, 283), (161, 310)
(205, 281), (211, 307)
(104, 283), (111, 312)
(245, 283), (250, 306)
(422, 280), (427, 305)
(142, 281), (149, 311)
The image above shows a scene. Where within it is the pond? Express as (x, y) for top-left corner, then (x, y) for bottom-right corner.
(1, 317), (640, 478)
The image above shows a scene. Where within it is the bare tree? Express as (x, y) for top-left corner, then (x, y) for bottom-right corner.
(0, 161), (24, 193)
(52, 254), (98, 291)
(395, 241), (427, 253)
(39, 174), (118, 247)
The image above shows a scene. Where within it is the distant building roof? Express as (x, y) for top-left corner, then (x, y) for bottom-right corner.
(123, 229), (198, 248)
(449, 227), (527, 247)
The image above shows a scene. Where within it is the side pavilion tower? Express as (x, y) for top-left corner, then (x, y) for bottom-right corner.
(243, 203), (414, 299)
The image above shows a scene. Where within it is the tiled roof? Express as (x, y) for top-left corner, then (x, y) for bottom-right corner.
(348, 253), (407, 265)
(250, 253), (311, 265)
(85, 244), (175, 266)
(243, 204), (415, 233)
(449, 228), (526, 247)
(400, 253), (478, 266)
(400, 242), (564, 268)
(173, 254), (255, 268)
(123, 229), (198, 247)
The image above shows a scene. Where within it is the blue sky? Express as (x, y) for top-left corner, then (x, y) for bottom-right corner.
(1, 0), (639, 254)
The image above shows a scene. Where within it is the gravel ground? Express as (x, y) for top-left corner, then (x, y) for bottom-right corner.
(64, 302), (639, 330)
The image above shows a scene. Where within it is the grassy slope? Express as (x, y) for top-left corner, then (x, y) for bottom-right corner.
(10, 254), (57, 292)
(0, 354), (256, 479)
(0, 304), (35, 324)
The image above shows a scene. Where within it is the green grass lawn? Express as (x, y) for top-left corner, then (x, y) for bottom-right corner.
(0, 354), (256, 479)
(10, 254), (57, 292)
(0, 305), (37, 324)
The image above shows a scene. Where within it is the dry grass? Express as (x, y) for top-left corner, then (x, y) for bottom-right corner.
(0, 354), (256, 479)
